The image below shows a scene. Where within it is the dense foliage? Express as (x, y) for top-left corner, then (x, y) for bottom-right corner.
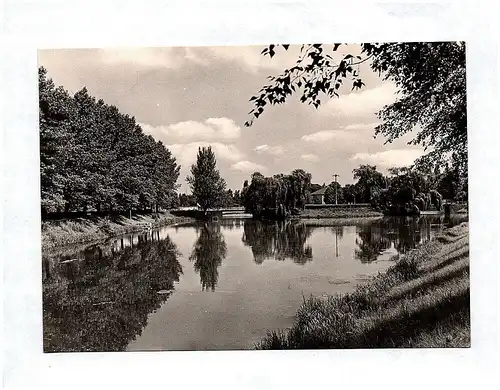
(186, 146), (227, 211)
(39, 67), (180, 217)
(245, 42), (467, 172)
(177, 189), (242, 208)
(307, 162), (467, 215)
(370, 164), (468, 215)
(241, 169), (312, 219)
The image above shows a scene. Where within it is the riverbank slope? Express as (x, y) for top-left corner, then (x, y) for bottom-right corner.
(258, 222), (470, 349)
(42, 212), (193, 250)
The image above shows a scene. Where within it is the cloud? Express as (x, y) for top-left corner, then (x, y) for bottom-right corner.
(140, 117), (241, 142)
(231, 160), (267, 173)
(319, 83), (398, 118)
(342, 122), (381, 131)
(254, 144), (285, 156)
(301, 153), (320, 162)
(300, 122), (380, 145)
(350, 148), (426, 168)
(208, 46), (301, 72)
(165, 142), (245, 167)
(301, 129), (359, 143)
(98, 47), (208, 69)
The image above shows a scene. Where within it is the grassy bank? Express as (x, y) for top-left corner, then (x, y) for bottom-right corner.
(42, 212), (193, 251)
(258, 222), (470, 349)
(299, 207), (383, 219)
(300, 216), (383, 227)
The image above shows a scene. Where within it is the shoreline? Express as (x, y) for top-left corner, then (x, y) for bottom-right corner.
(297, 206), (383, 219)
(42, 212), (194, 252)
(257, 222), (470, 349)
(42, 208), (467, 252)
(42, 208), (380, 252)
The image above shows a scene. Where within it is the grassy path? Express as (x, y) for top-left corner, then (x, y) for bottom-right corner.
(258, 223), (470, 349)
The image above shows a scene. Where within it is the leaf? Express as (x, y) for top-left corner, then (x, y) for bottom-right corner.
(282, 44), (290, 50)
(333, 43), (341, 51)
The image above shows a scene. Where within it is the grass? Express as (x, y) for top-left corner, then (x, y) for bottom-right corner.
(300, 216), (383, 227)
(299, 207), (383, 219)
(42, 212), (192, 251)
(257, 222), (470, 349)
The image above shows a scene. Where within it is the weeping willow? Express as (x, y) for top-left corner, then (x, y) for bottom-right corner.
(242, 170), (312, 219)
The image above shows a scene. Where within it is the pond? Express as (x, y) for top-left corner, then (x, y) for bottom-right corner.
(42, 215), (467, 352)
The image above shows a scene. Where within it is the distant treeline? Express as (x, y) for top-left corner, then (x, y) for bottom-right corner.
(177, 190), (243, 208)
(39, 67), (180, 218)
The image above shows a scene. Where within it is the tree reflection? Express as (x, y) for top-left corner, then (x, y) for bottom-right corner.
(189, 224), (227, 291)
(42, 235), (182, 352)
(354, 217), (445, 262)
(394, 217), (422, 253)
(355, 224), (392, 263)
(242, 220), (313, 265)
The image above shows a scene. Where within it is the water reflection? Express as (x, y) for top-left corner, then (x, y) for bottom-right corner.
(355, 224), (393, 263)
(242, 220), (313, 265)
(42, 214), (468, 352)
(189, 224), (227, 291)
(353, 216), (463, 262)
(331, 226), (344, 258)
(42, 235), (182, 352)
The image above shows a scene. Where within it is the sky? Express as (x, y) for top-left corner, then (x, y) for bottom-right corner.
(38, 45), (426, 192)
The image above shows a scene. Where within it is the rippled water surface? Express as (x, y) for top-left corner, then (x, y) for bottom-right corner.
(42, 215), (467, 351)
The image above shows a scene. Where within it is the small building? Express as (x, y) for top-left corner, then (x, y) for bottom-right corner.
(310, 187), (328, 204)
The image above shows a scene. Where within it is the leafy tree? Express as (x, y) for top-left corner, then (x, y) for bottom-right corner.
(39, 67), (180, 217)
(245, 42), (466, 172)
(369, 165), (455, 214)
(233, 189), (242, 205)
(242, 169), (311, 219)
(436, 165), (465, 200)
(186, 147), (227, 212)
(178, 193), (197, 207)
(39, 67), (74, 215)
(221, 189), (235, 207)
(342, 184), (357, 204)
(352, 165), (386, 203)
(324, 181), (344, 204)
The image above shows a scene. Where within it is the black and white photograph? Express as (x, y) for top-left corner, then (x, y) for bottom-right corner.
(38, 42), (470, 352)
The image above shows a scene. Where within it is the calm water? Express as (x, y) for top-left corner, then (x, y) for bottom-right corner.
(42, 215), (467, 352)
